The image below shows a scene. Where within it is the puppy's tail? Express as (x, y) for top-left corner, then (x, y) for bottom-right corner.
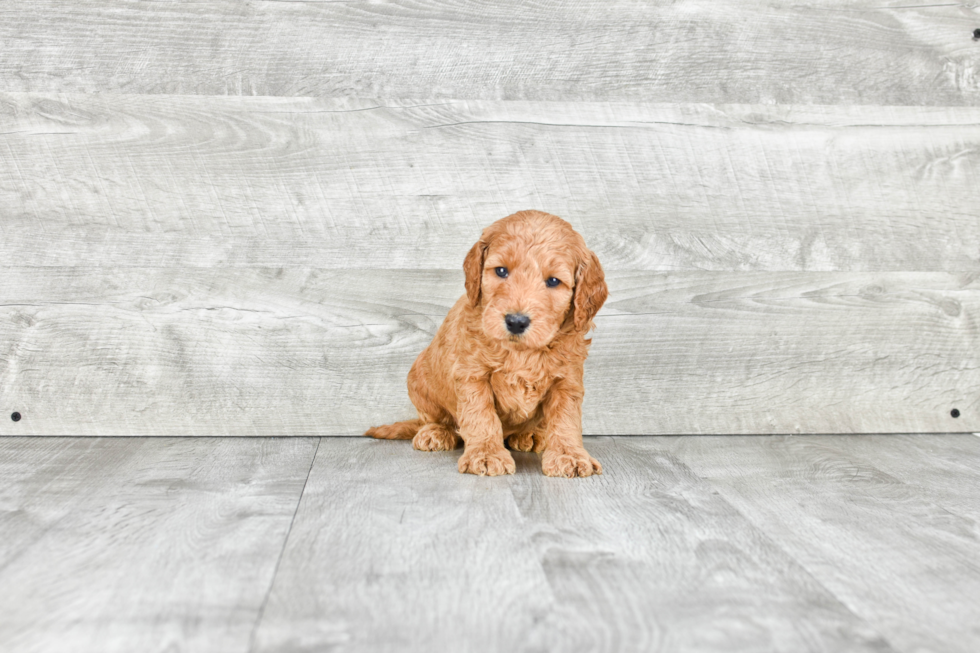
(364, 419), (422, 440)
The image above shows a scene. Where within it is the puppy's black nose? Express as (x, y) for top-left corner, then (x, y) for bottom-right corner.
(505, 313), (531, 335)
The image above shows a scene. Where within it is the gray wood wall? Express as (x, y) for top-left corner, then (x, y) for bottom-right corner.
(1, 1), (978, 435)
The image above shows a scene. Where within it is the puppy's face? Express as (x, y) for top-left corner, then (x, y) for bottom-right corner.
(464, 212), (607, 351)
(480, 235), (576, 349)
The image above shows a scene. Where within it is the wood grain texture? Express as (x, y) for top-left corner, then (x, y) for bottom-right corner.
(1, 268), (976, 435)
(802, 433), (980, 522)
(0, 436), (319, 653)
(251, 437), (895, 653)
(2, 94), (979, 271)
(0, 1), (977, 104)
(671, 434), (980, 653)
(2, 436), (978, 650)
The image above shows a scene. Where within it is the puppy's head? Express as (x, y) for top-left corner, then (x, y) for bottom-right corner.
(463, 211), (607, 350)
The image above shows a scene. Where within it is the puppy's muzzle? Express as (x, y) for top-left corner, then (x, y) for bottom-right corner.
(505, 313), (531, 335)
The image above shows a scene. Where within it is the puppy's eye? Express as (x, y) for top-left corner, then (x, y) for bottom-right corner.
(545, 277), (561, 288)
(494, 267), (509, 278)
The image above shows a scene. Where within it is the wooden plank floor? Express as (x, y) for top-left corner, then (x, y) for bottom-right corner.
(0, 437), (319, 652)
(2, 435), (979, 652)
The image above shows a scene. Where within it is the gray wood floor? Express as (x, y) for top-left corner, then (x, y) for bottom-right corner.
(2, 434), (979, 653)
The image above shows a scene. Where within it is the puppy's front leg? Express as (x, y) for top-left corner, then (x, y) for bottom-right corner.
(455, 378), (516, 476)
(541, 378), (602, 478)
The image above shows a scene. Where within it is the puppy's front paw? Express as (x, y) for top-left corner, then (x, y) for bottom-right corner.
(413, 424), (460, 451)
(542, 448), (602, 478)
(458, 446), (516, 476)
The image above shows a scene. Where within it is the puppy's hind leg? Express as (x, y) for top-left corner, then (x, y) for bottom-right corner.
(364, 418), (457, 449)
(505, 429), (545, 453)
(404, 350), (459, 451)
(413, 423), (460, 451)
(365, 419), (422, 440)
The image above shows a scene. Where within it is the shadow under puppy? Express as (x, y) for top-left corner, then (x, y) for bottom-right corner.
(366, 210), (608, 477)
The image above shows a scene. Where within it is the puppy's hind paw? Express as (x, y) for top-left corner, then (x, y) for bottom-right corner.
(505, 432), (539, 452)
(413, 424), (460, 451)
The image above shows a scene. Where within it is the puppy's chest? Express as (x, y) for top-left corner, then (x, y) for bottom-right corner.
(490, 365), (556, 423)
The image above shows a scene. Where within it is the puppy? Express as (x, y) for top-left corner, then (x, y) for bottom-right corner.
(365, 210), (608, 477)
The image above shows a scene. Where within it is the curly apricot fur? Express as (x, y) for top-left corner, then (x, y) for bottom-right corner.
(365, 211), (608, 477)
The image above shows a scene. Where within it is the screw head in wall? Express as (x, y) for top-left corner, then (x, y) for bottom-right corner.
(10, 412), (21, 422)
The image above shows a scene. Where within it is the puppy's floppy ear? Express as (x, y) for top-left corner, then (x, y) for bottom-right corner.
(463, 239), (489, 307)
(573, 250), (608, 331)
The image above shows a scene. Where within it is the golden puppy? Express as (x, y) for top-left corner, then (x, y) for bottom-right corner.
(365, 210), (607, 477)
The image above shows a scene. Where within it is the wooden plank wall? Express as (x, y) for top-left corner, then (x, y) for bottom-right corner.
(1, 1), (978, 435)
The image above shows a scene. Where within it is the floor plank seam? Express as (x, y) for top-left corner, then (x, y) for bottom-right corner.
(246, 436), (321, 653)
(671, 448), (903, 650)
